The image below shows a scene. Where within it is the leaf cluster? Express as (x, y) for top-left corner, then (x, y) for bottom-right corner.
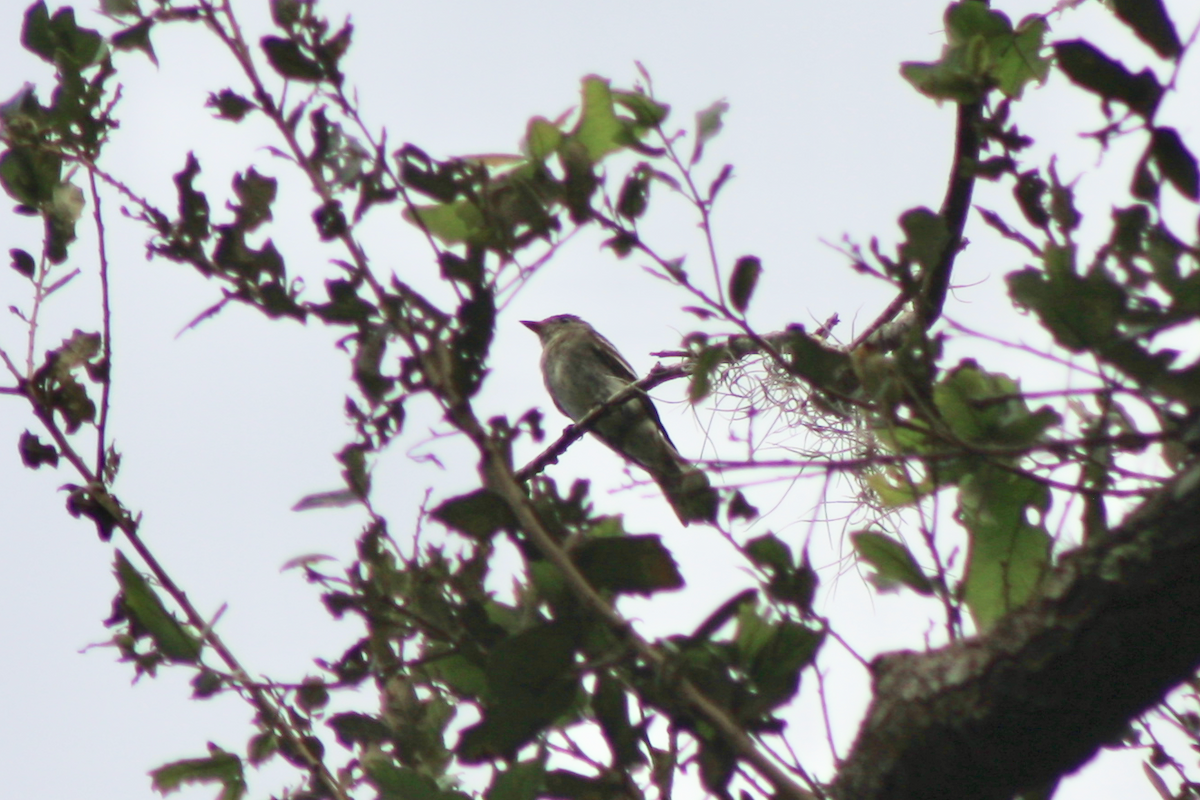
(4, 1), (1200, 799)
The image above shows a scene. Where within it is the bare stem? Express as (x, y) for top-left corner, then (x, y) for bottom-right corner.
(88, 169), (114, 477)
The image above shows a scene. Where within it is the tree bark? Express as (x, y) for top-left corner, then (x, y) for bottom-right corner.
(831, 463), (1200, 800)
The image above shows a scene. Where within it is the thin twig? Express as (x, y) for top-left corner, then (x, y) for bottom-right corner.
(88, 169), (114, 477)
(514, 365), (685, 482)
(815, 666), (841, 768)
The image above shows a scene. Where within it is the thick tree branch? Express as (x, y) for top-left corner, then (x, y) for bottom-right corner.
(917, 101), (981, 328)
(852, 101), (982, 350)
(831, 462), (1200, 800)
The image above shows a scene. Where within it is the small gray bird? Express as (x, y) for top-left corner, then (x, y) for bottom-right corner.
(522, 314), (717, 524)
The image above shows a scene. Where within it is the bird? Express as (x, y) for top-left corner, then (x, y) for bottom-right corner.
(522, 314), (717, 524)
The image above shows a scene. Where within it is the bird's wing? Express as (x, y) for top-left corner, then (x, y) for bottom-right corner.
(587, 332), (639, 383)
(634, 386), (678, 450)
(585, 335), (679, 451)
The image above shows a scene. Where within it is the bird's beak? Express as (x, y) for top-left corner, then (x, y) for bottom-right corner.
(521, 319), (543, 334)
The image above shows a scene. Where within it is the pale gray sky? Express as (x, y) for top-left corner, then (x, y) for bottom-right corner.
(2, 0), (1197, 797)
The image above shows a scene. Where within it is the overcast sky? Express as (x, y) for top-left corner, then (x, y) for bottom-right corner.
(2, 0), (1198, 797)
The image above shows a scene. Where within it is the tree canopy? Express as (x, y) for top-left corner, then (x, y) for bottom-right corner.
(3, 1), (1200, 799)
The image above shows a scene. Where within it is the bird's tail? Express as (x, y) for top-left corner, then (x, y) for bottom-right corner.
(656, 465), (718, 525)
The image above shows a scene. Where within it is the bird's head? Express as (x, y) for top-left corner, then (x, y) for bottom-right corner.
(521, 314), (590, 342)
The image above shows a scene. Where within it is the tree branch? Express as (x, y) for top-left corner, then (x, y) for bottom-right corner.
(831, 461), (1200, 800)
(851, 101), (982, 351)
(918, 101), (981, 328)
(514, 364), (685, 483)
(18, 387), (349, 800)
(483, 438), (818, 800)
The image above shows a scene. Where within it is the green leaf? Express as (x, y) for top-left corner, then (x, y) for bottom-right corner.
(18, 430), (58, 468)
(960, 467), (1051, 630)
(247, 731), (278, 766)
(745, 534), (792, 573)
(970, 156), (1016, 180)
(423, 652), (489, 697)
(296, 678), (329, 712)
(933, 360), (1061, 447)
(945, 0), (1011, 43)
(727, 489), (759, 520)
(784, 328), (853, 391)
(457, 623), (580, 761)
(574, 76), (624, 160)
(66, 483), (118, 541)
(21, 2), (55, 62)
(728, 255), (762, 314)
(989, 14), (1051, 98)
(616, 163), (651, 220)
(697, 737), (736, 796)
(1054, 39), (1162, 118)
(190, 669), (223, 699)
(9, 248), (35, 278)
(1132, 147), (1159, 202)
(1012, 170), (1051, 230)
(731, 600), (771, 661)
(271, 0), (302, 28)
(212, 226), (285, 279)
(45, 181), (84, 264)
(744, 618), (824, 712)
(865, 467), (934, 507)
(745, 534), (817, 612)
(431, 489), (517, 540)
(313, 199), (347, 240)
(593, 673), (642, 767)
(328, 711), (391, 747)
(101, 0), (141, 17)
(901, 60), (983, 104)
(1008, 257), (1200, 404)
(363, 759), (446, 800)
(114, 551), (202, 662)
(1047, 163), (1081, 232)
(690, 98), (729, 165)
(525, 116), (563, 160)
(487, 761), (545, 800)
(171, 153), (211, 248)
(1007, 259), (1121, 352)
(1113, 0), (1181, 60)
(687, 342), (724, 403)
(573, 535), (684, 595)
(0, 146), (63, 206)
(691, 589), (758, 644)
(150, 746), (245, 800)
(232, 168), (277, 230)
(543, 770), (626, 800)
(309, 279), (374, 326)
(485, 622), (579, 699)
(851, 531), (934, 595)
(404, 199), (486, 244)
(111, 18), (156, 65)
(52, 8), (105, 66)
(612, 89), (669, 128)
(901, 3), (1048, 102)
(22, 3), (105, 66)
(206, 89), (255, 121)
(777, 550), (818, 613)
(899, 207), (949, 271)
(261, 36), (324, 82)
(456, 675), (577, 762)
(1151, 127), (1199, 200)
